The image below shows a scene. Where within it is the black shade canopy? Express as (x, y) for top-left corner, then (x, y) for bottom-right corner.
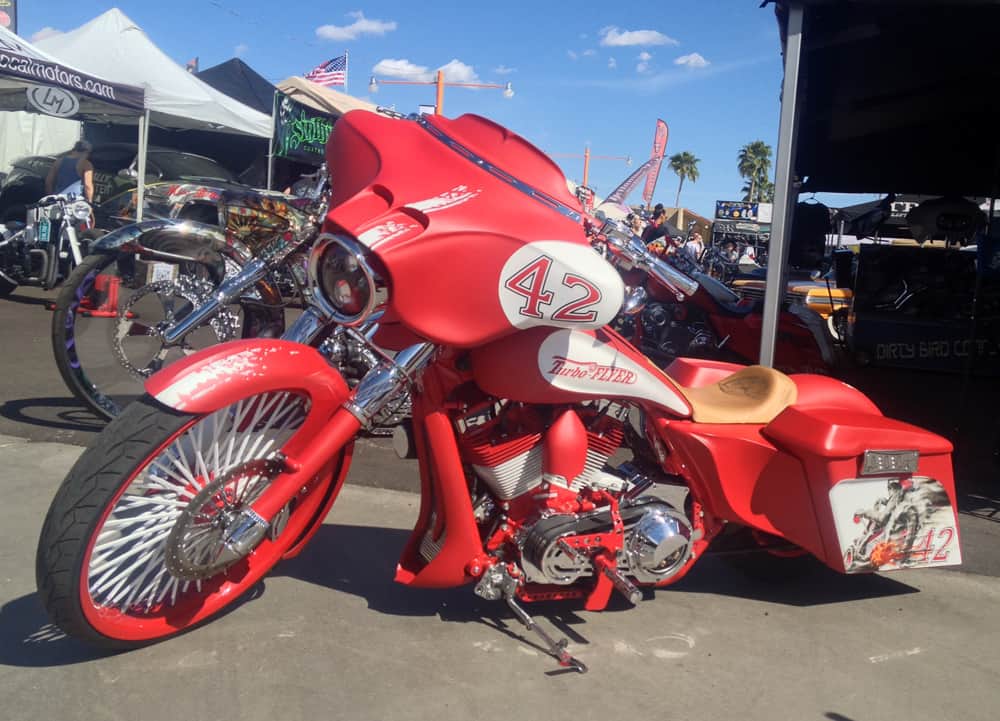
(0, 24), (143, 116)
(775, 0), (1000, 196)
(197, 58), (275, 116)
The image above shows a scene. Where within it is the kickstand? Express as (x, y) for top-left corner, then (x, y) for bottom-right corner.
(504, 593), (587, 674)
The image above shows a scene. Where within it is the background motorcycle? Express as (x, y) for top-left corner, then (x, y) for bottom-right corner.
(0, 194), (99, 296)
(604, 224), (835, 374)
(35, 111), (961, 675)
(50, 170), (330, 420)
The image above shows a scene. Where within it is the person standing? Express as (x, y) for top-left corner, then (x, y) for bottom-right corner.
(45, 140), (94, 202)
(684, 230), (705, 263)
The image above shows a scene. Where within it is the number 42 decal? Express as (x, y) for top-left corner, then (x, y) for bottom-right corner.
(504, 254), (603, 323)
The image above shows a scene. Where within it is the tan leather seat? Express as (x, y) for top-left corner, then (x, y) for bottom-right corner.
(677, 365), (797, 424)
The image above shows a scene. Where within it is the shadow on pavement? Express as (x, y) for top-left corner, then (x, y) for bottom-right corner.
(0, 594), (112, 667)
(0, 396), (105, 435)
(1, 294), (53, 308)
(0, 583), (268, 669)
(278, 524), (919, 616)
(671, 556), (918, 605)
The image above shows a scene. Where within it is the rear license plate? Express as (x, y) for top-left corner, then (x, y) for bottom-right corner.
(829, 476), (961, 573)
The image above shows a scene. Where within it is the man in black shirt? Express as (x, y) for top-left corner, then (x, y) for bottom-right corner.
(641, 208), (669, 244)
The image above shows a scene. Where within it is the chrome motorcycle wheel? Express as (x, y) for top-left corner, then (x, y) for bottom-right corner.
(36, 391), (349, 647)
(52, 252), (243, 419)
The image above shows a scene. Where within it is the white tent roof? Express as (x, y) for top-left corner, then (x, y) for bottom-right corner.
(276, 77), (376, 117)
(35, 8), (272, 137)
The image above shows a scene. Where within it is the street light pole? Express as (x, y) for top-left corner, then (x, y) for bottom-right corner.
(369, 72), (513, 116)
(549, 147), (631, 188)
(435, 70), (445, 116)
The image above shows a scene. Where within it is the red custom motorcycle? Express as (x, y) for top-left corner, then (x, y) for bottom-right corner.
(36, 111), (962, 673)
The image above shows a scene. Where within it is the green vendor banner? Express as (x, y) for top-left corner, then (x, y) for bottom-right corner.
(273, 91), (334, 165)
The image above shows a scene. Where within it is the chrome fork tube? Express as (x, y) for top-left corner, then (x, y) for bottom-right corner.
(344, 342), (436, 427)
(281, 306), (328, 345)
(162, 257), (269, 344)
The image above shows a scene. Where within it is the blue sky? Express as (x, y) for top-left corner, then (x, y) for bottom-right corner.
(23, 1), (789, 217)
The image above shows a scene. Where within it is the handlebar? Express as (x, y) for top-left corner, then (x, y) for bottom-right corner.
(598, 219), (699, 299)
(26, 195), (72, 210)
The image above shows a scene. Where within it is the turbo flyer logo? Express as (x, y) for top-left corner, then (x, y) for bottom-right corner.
(547, 356), (637, 384)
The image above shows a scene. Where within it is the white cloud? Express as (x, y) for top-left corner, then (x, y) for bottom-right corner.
(582, 49), (596, 57)
(371, 58), (480, 84)
(636, 51), (652, 73)
(674, 52), (710, 69)
(567, 50), (578, 61)
(608, 57), (617, 69)
(372, 58), (432, 81)
(599, 26), (678, 47)
(316, 11), (397, 41)
(31, 27), (63, 42)
(494, 64), (516, 75)
(438, 59), (479, 83)
(234, 43), (249, 58)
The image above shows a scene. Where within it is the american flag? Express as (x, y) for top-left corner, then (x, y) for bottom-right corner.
(305, 55), (347, 87)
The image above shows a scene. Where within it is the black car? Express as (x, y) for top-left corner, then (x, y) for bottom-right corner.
(0, 144), (244, 224)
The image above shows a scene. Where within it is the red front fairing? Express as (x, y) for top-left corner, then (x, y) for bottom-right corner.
(324, 111), (621, 348)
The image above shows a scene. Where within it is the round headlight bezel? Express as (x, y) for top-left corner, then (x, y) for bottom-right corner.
(70, 200), (92, 221)
(308, 233), (388, 326)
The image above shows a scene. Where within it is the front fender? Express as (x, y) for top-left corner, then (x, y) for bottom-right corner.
(146, 339), (350, 414)
(93, 219), (283, 306)
(94, 218), (255, 264)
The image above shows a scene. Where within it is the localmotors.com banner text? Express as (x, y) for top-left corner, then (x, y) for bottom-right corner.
(0, 49), (143, 109)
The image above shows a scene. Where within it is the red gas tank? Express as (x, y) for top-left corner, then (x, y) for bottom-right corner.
(322, 111), (623, 348)
(471, 326), (692, 417)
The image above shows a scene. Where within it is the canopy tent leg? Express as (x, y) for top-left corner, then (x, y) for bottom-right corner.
(266, 92), (276, 191)
(760, 4), (805, 367)
(135, 110), (149, 222)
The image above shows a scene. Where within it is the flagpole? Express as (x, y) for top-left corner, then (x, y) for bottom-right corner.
(344, 50), (349, 94)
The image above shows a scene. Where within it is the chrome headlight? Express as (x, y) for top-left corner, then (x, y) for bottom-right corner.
(70, 200), (92, 221)
(308, 233), (388, 326)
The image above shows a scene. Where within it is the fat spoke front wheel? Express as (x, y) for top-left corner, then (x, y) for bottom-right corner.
(36, 391), (349, 647)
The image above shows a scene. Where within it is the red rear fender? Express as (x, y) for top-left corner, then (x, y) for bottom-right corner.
(146, 339), (350, 414)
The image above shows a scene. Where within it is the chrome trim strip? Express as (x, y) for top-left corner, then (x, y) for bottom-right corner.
(417, 116), (582, 223)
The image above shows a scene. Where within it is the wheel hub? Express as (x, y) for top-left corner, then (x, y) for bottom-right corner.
(163, 458), (282, 581)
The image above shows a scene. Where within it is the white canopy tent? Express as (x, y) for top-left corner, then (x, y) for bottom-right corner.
(35, 8), (271, 137)
(28, 8), (272, 218)
(0, 113), (78, 174)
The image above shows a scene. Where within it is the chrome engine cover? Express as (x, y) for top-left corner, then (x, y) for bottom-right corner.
(520, 499), (694, 586)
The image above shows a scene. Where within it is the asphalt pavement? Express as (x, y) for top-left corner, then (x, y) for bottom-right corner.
(1, 284), (1000, 721)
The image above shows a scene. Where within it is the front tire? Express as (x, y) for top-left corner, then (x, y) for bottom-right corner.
(36, 391), (347, 648)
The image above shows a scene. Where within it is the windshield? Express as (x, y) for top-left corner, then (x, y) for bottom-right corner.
(148, 153), (237, 183)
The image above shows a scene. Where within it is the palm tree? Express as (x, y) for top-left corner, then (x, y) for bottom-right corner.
(737, 141), (773, 203)
(741, 178), (775, 203)
(669, 151), (700, 208)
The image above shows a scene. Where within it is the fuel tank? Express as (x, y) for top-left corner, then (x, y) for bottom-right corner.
(471, 325), (692, 416)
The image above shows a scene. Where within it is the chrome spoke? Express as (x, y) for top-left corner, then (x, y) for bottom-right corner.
(86, 391), (309, 614)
